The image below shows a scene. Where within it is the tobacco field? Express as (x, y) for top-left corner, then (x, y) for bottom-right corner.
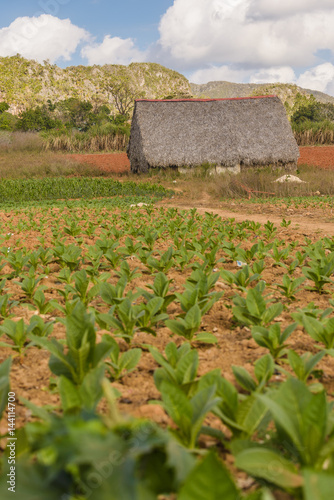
(0, 178), (334, 499)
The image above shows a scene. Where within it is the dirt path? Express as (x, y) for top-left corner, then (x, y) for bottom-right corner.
(172, 203), (334, 234)
(159, 188), (334, 235)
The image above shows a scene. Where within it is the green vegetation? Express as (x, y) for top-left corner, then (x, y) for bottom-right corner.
(0, 178), (171, 204)
(0, 198), (334, 497)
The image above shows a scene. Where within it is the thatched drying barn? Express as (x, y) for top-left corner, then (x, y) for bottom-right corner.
(127, 96), (299, 173)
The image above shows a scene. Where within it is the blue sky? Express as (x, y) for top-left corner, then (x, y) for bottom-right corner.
(1, 0), (334, 96)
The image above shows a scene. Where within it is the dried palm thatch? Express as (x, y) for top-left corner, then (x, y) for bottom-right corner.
(127, 96), (300, 173)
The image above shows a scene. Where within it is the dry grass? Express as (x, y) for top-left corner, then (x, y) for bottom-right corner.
(210, 165), (334, 198)
(43, 132), (128, 152)
(135, 164), (334, 200)
(0, 131), (44, 152)
(294, 129), (334, 146)
(0, 151), (107, 179)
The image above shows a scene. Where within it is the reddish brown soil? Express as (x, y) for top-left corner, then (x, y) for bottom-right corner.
(69, 152), (130, 174)
(298, 146), (334, 168)
(69, 146), (334, 174)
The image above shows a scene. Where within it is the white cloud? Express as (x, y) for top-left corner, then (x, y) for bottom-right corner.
(248, 0), (334, 20)
(81, 36), (146, 65)
(297, 63), (334, 94)
(250, 67), (296, 84)
(190, 65), (250, 84)
(0, 15), (89, 63)
(158, 0), (334, 69)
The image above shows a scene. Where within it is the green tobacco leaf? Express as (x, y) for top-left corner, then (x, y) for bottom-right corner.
(119, 348), (142, 373)
(235, 448), (303, 489)
(254, 354), (274, 386)
(259, 378), (327, 466)
(232, 366), (257, 392)
(303, 469), (334, 500)
(194, 332), (218, 344)
(58, 375), (81, 412)
(79, 365), (105, 410)
(176, 349), (198, 385)
(178, 452), (241, 500)
(0, 357), (11, 419)
(185, 304), (202, 329)
(165, 319), (186, 337)
(302, 316), (323, 343)
(160, 381), (192, 430)
(236, 394), (267, 436)
(246, 289), (265, 317)
(262, 303), (283, 324)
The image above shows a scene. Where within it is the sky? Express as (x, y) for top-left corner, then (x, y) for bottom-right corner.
(1, 0), (334, 96)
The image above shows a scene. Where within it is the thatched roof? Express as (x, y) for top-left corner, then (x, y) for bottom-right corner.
(127, 96), (300, 173)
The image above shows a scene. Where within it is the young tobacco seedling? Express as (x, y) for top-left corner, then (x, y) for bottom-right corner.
(232, 354), (275, 393)
(276, 349), (326, 383)
(124, 236), (142, 255)
(29, 301), (114, 385)
(178, 269), (223, 316)
(192, 244), (224, 272)
(145, 247), (175, 273)
(263, 221), (277, 240)
(63, 221), (82, 237)
(139, 272), (175, 313)
(100, 276), (139, 306)
(220, 265), (260, 292)
(291, 302), (333, 324)
(27, 315), (54, 338)
(104, 335), (141, 381)
(114, 260), (141, 282)
(256, 378), (333, 469)
(138, 228), (159, 251)
(54, 243), (82, 271)
(165, 304), (217, 344)
(300, 314), (334, 349)
(147, 342), (199, 396)
(95, 237), (119, 254)
(135, 297), (169, 335)
(15, 270), (45, 299)
(6, 249), (30, 276)
(198, 369), (268, 439)
(98, 299), (145, 344)
(233, 287), (283, 327)
(158, 380), (221, 448)
(251, 323), (297, 360)
(275, 275), (306, 300)
(104, 248), (124, 269)
(0, 294), (18, 319)
(27, 248), (42, 271)
(235, 243), (259, 264)
(0, 319), (29, 354)
(65, 269), (100, 306)
(302, 254), (334, 292)
(270, 242), (291, 267)
(280, 218), (291, 227)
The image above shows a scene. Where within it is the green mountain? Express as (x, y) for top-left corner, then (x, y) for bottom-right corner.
(0, 55), (191, 115)
(190, 81), (334, 117)
(1, 55), (333, 120)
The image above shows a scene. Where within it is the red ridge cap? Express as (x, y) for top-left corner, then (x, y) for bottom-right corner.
(135, 95), (277, 102)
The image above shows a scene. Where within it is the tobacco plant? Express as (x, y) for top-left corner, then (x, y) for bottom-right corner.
(233, 286), (283, 327)
(104, 336), (141, 381)
(251, 323), (297, 360)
